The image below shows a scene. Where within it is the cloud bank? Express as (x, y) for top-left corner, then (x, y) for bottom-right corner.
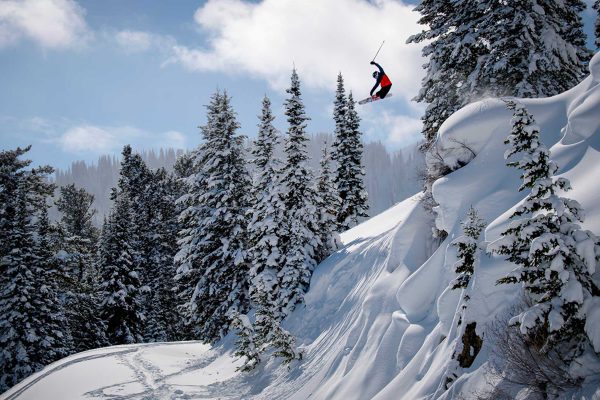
(115, 29), (175, 53)
(56, 124), (187, 155)
(0, 0), (89, 49)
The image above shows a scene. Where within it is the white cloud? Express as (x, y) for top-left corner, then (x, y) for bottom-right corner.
(115, 30), (174, 53)
(168, 0), (424, 102)
(56, 124), (187, 154)
(384, 113), (423, 145)
(58, 125), (111, 153)
(115, 30), (152, 52)
(360, 107), (423, 147)
(0, 0), (90, 49)
(162, 130), (187, 149)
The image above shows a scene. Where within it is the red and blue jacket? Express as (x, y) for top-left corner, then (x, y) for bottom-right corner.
(370, 61), (392, 96)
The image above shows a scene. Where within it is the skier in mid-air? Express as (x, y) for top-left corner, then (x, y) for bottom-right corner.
(370, 61), (392, 100)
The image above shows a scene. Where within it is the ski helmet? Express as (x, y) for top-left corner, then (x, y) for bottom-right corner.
(372, 71), (379, 78)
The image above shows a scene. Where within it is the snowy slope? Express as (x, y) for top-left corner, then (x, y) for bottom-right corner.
(4, 53), (600, 400)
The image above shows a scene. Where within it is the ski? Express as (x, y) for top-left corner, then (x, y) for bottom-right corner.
(358, 93), (393, 105)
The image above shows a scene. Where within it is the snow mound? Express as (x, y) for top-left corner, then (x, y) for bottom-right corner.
(5, 60), (600, 400)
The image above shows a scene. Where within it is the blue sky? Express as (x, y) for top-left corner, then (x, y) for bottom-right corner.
(0, 0), (598, 169)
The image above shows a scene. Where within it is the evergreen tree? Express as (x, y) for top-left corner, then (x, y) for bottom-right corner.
(55, 184), (99, 282)
(55, 184), (107, 352)
(170, 152), (197, 341)
(489, 101), (599, 358)
(247, 96), (286, 322)
(334, 91), (369, 231)
(451, 207), (485, 290)
(476, 0), (591, 98)
(0, 190), (42, 391)
(0, 148), (70, 390)
(144, 169), (181, 342)
(112, 146), (153, 329)
(270, 319), (302, 366)
(407, 0), (482, 151)
(231, 312), (261, 372)
(98, 194), (145, 345)
(332, 72), (348, 165)
(253, 288), (301, 367)
(32, 208), (74, 365)
(174, 91), (251, 342)
(278, 69), (321, 316)
(316, 141), (341, 261)
(248, 96), (285, 302)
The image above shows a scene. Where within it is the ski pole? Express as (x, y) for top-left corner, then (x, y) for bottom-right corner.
(371, 40), (385, 62)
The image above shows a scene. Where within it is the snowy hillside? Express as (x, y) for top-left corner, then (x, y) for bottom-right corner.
(4, 53), (600, 400)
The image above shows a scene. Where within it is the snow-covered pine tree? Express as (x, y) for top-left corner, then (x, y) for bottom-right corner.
(253, 287), (302, 367)
(55, 184), (107, 352)
(270, 318), (302, 366)
(144, 168), (181, 342)
(247, 95), (286, 325)
(248, 95), (285, 301)
(476, 0), (591, 98)
(31, 207), (73, 365)
(0, 148), (71, 391)
(489, 101), (600, 358)
(170, 152), (197, 341)
(55, 184), (99, 282)
(278, 69), (322, 316)
(451, 207), (485, 291)
(437, 206), (486, 393)
(332, 72), (348, 170)
(112, 146), (154, 332)
(174, 90), (251, 342)
(231, 312), (261, 372)
(407, 0), (483, 151)
(98, 194), (145, 345)
(316, 141), (341, 261)
(334, 91), (368, 231)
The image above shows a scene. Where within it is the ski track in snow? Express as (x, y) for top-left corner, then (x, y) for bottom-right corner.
(83, 345), (246, 399)
(2, 347), (138, 400)
(2, 342), (250, 400)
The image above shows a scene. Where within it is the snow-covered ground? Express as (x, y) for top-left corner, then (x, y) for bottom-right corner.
(4, 53), (600, 400)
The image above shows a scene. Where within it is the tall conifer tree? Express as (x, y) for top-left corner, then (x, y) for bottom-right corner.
(56, 184), (107, 352)
(144, 169), (181, 342)
(278, 69), (321, 316)
(247, 96), (286, 321)
(98, 194), (144, 345)
(316, 142), (340, 261)
(175, 91), (251, 342)
(0, 148), (70, 391)
(489, 102), (599, 357)
(335, 91), (369, 230)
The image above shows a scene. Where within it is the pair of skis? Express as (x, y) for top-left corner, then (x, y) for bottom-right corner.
(358, 93), (393, 105)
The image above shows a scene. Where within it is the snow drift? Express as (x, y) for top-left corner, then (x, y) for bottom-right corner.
(4, 53), (600, 400)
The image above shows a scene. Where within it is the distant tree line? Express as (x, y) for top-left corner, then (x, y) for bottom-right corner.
(53, 141), (422, 227)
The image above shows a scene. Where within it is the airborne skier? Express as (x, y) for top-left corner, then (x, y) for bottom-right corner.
(369, 61), (392, 100)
